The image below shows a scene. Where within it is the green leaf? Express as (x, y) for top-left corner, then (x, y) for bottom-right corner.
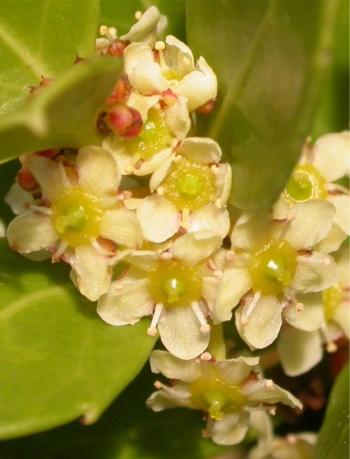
(0, 239), (155, 439)
(0, 0), (99, 114)
(186, 0), (340, 210)
(0, 56), (122, 164)
(315, 364), (349, 459)
(0, 369), (241, 459)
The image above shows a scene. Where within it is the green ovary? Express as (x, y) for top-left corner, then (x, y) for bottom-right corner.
(148, 260), (202, 307)
(285, 164), (327, 202)
(249, 239), (297, 295)
(52, 187), (103, 247)
(323, 285), (342, 321)
(125, 108), (172, 159)
(162, 158), (216, 211)
(190, 372), (246, 420)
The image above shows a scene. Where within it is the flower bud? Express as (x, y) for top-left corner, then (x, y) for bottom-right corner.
(107, 105), (143, 138)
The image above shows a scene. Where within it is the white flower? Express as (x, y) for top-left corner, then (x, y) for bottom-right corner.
(274, 131), (350, 253)
(7, 147), (142, 301)
(146, 351), (302, 445)
(123, 35), (217, 111)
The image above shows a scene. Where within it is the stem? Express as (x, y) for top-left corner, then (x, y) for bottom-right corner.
(208, 324), (226, 360)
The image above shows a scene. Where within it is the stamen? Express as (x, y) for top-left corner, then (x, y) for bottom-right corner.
(295, 302), (304, 311)
(320, 325), (338, 353)
(58, 161), (70, 188)
(157, 186), (165, 196)
(147, 303), (163, 336)
(53, 240), (68, 260)
(160, 251), (173, 260)
(241, 291), (261, 325)
(99, 25), (108, 36)
(297, 255), (331, 265)
(268, 406), (276, 416)
(134, 10), (142, 20)
(181, 208), (190, 229)
(191, 302), (210, 334)
(200, 352), (212, 361)
(155, 40), (166, 51)
(154, 380), (163, 389)
(30, 204), (52, 216)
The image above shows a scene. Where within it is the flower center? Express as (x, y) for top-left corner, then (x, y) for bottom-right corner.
(52, 187), (103, 247)
(190, 370), (245, 420)
(284, 164), (327, 202)
(162, 158), (216, 210)
(249, 239), (297, 295)
(163, 68), (182, 81)
(125, 108), (172, 159)
(148, 260), (202, 307)
(323, 285), (342, 321)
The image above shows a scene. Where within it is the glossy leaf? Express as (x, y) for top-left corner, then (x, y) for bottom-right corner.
(0, 56), (122, 164)
(315, 364), (349, 459)
(0, 0), (99, 114)
(0, 240), (155, 439)
(0, 369), (242, 459)
(187, 0), (340, 210)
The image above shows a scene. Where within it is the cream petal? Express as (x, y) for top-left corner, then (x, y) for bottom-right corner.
(134, 148), (173, 176)
(315, 223), (347, 253)
(235, 296), (283, 350)
(313, 131), (350, 181)
(273, 197), (290, 220)
(26, 155), (65, 202)
(215, 356), (260, 385)
(230, 212), (272, 252)
(0, 219), (5, 238)
(122, 250), (161, 272)
(149, 154), (174, 192)
(77, 146), (120, 196)
(214, 163), (232, 205)
(278, 326), (323, 376)
(283, 200), (335, 250)
(170, 231), (221, 266)
(328, 194), (350, 235)
(5, 182), (33, 215)
(164, 97), (191, 140)
(283, 293), (324, 332)
(126, 93), (160, 122)
(150, 350), (201, 382)
(102, 136), (136, 176)
(177, 137), (222, 164)
(158, 306), (210, 360)
(97, 276), (153, 325)
(164, 35), (195, 75)
(333, 303), (350, 338)
(243, 379), (302, 410)
(204, 268), (252, 323)
(146, 382), (195, 411)
(207, 412), (249, 446)
(335, 245), (350, 285)
(70, 245), (111, 301)
(175, 57), (217, 111)
(188, 205), (230, 239)
(100, 208), (143, 248)
(120, 6), (165, 45)
(292, 252), (337, 293)
(137, 195), (180, 243)
(7, 211), (57, 253)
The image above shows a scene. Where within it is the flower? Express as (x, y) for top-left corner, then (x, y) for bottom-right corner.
(146, 350), (302, 445)
(219, 202), (338, 350)
(274, 131), (350, 253)
(131, 137), (231, 243)
(6, 147), (142, 301)
(123, 34), (217, 111)
(277, 245), (349, 376)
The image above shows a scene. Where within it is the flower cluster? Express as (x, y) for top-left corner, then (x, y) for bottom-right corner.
(3, 5), (349, 451)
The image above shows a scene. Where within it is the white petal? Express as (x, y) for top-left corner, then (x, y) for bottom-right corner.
(122, 250), (161, 272)
(175, 57), (217, 111)
(120, 6), (165, 45)
(137, 195), (179, 242)
(70, 245), (111, 301)
(273, 197), (290, 220)
(207, 412), (249, 446)
(97, 276), (153, 325)
(102, 135), (136, 176)
(283, 200), (335, 250)
(146, 382), (194, 411)
(77, 146), (120, 196)
(214, 163), (232, 205)
(158, 306), (210, 360)
(243, 379), (302, 410)
(164, 35), (195, 75)
(292, 252), (337, 293)
(230, 212), (271, 252)
(170, 231), (221, 266)
(333, 303), (350, 338)
(204, 268), (252, 323)
(283, 293), (324, 332)
(26, 155), (65, 202)
(7, 212), (57, 253)
(126, 93), (160, 122)
(135, 148), (173, 176)
(235, 296), (283, 349)
(313, 131), (350, 181)
(215, 356), (260, 385)
(149, 154), (174, 191)
(5, 182), (34, 214)
(316, 223), (347, 253)
(189, 205), (230, 239)
(0, 219), (5, 238)
(150, 350), (201, 382)
(328, 194), (350, 235)
(164, 97), (191, 140)
(100, 208), (142, 248)
(278, 326), (323, 376)
(177, 137), (222, 164)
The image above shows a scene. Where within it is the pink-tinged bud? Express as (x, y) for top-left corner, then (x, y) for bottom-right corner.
(107, 77), (131, 105)
(161, 89), (177, 108)
(35, 148), (58, 158)
(196, 99), (215, 114)
(107, 40), (129, 57)
(17, 167), (38, 192)
(107, 105), (143, 138)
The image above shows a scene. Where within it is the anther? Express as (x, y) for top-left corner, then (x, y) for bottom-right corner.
(191, 302), (210, 334)
(147, 303), (163, 337)
(242, 291), (261, 325)
(134, 10), (142, 20)
(155, 41), (166, 51)
(200, 352), (212, 361)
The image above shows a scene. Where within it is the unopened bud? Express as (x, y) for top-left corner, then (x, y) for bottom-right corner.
(107, 105), (143, 138)
(107, 77), (131, 105)
(196, 99), (215, 114)
(17, 168), (38, 192)
(107, 39), (129, 57)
